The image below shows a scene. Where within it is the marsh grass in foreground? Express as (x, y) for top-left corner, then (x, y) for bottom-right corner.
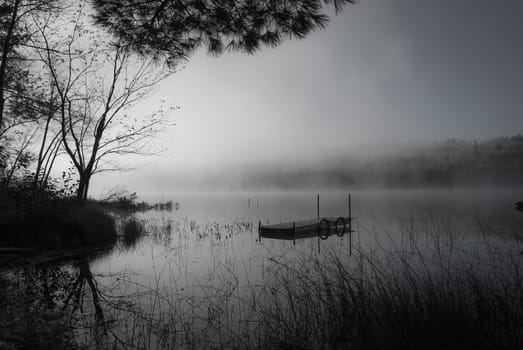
(120, 217), (146, 249)
(255, 222), (523, 350)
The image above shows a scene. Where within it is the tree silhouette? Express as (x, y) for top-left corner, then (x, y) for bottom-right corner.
(91, 0), (355, 63)
(33, 6), (174, 202)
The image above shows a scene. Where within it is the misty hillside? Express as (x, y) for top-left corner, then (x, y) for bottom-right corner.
(243, 135), (523, 189)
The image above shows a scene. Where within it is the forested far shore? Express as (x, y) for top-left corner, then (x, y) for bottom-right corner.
(243, 135), (523, 189)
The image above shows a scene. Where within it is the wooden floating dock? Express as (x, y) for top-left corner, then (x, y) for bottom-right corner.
(258, 193), (354, 246)
(259, 216), (354, 240)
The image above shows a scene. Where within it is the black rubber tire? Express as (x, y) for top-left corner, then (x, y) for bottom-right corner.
(335, 217), (346, 237)
(318, 218), (330, 240)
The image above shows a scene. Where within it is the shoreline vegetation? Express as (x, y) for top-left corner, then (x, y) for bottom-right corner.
(0, 183), (175, 251)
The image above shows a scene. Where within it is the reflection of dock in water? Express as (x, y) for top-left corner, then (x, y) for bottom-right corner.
(257, 194), (354, 252)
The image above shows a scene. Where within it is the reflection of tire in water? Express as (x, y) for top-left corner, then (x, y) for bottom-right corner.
(319, 218), (330, 240)
(335, 217), (346, 237)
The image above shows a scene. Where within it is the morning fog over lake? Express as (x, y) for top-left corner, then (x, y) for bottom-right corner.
(1, 1), (523, 349)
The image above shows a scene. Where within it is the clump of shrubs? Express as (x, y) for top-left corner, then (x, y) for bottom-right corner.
(0, 176), (117, 250)
(121, 217), (146, 249)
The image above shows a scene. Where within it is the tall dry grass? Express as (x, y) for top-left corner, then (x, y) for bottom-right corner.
(254, 218), (523, 349)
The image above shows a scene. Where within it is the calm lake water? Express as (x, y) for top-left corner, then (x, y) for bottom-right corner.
(91, 189), (523, 295)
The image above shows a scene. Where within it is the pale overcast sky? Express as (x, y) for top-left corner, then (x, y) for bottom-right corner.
(91, 0), (523, 195)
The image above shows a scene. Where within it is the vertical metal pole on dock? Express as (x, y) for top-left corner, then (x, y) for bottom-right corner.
(317, 194), (320, 219)
(293, 222), (296, 246)
(317, 194), (321, 253)
(248, 198), (250, 208)
(258, 220), (261, 242)
(348, 193), (352, 256)
(348, 194), (352, 220)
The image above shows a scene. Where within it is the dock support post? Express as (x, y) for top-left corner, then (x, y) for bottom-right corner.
(348, 194), (352, 256)
(293, 222), (296, 246)
(258, 220), (261, 242)
(349, 223), (352, 256)
(317, 194), (320, 219)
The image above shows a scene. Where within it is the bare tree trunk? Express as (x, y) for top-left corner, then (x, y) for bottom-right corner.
(83, 176), (90, 201)
(0, 0), (21, 132)
(40, 138), (61, 191)
(32, 116), (52, 194)
(32, 83), (56, 194)
(76, 171), (91, 203)
(76, 173), (86, 202)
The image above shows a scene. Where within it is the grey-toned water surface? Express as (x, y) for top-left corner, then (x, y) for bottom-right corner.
(91, 189), (523, 295)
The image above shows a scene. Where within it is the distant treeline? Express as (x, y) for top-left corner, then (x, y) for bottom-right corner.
(245, 135), (523, 189)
